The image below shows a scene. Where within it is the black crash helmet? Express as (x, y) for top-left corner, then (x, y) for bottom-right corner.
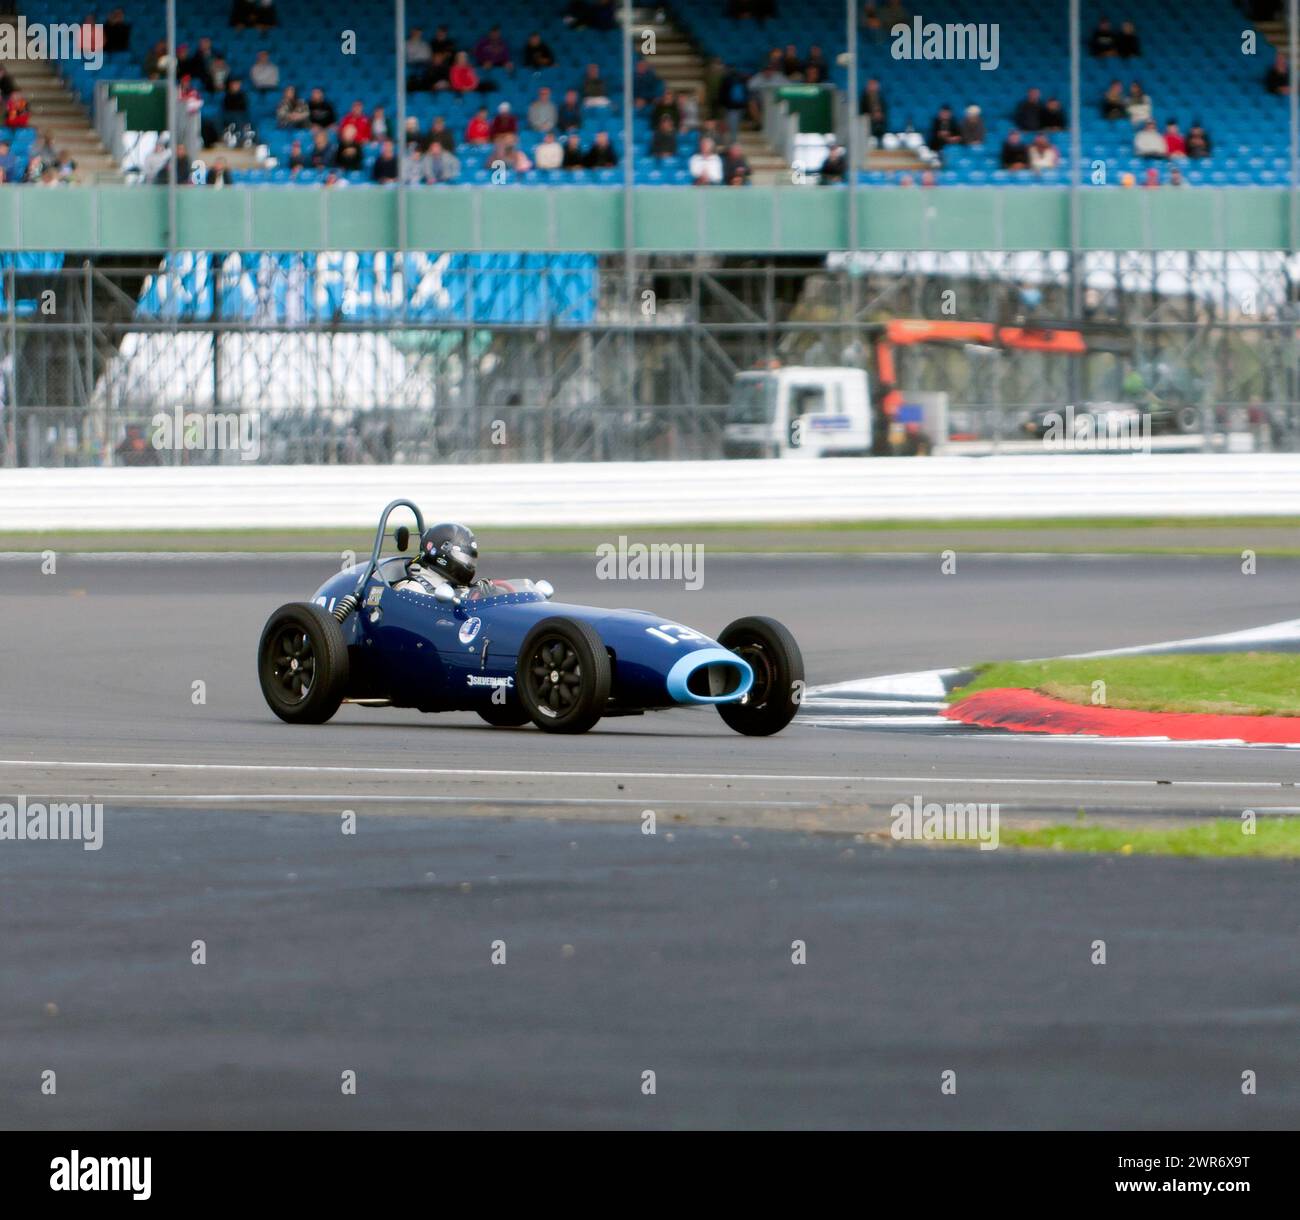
(418, 522), (478, 585)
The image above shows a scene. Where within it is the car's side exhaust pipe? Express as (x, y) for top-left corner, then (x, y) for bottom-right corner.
(665, 648), (754, 705)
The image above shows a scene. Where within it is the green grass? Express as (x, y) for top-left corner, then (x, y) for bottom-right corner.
(1001, 819), (1300, 858)
(954, 652), (1300, 717)
(3, 516), (1300, 554)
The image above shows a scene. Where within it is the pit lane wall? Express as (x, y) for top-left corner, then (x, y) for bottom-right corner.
(2, 455), (1298, 531)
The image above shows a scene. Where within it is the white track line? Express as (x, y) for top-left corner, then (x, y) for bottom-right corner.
(0, 759), (1293, 788)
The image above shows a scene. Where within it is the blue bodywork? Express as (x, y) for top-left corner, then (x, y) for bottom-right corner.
(309, 559), (753, 716)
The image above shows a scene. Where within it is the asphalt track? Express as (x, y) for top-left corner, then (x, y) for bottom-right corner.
(2, 553), (1300, 1128)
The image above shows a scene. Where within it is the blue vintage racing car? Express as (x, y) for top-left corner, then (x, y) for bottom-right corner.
(257, 500), (803, 735)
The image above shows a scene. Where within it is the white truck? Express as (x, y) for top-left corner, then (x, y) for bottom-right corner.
(723, 366), (873, 459)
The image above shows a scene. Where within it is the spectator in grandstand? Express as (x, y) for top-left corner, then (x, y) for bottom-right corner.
(37, 166), (64, 188)
(1013, 88), (1044, 132)
(142, 40), (167, 79)
(861, 3), (886, 44)
(634, 61), (663, 109)
(103, 8), (131, 53)
(78, 13), (103, 58)
(209, 56), (231, 92)
(222, 79), (249, 129)
(490, 102), (518, 142)
(528, 87), (557, 133)
(689, 136), (724, 185)
(718, 65), (749, 141)
(5, 92), (30, 128)
(960, 104), (985, 145)
(1101, 80), (1126, 119)
(919, 169), (938, 188)
(1089, 16), (1118, 57)
(722, 142), (751, 185)
(491, 141), (532, 174)
(581, 63), (611, 107)
(1163, 120), (1186, 157)
(371, 107), (389, 141)
(466, 108), (491, 144)
(1133, 118), (1166, 158)
(1041, 98), (1067, 131)
(927, 104), (961, 152)
(250, 50), (279, 93)
(428, 116), (455, 153)
(584, 131), (618, 168)
(1142, 166), (1160, 188)
(322, 171), (346, 188)
(229, 0), (260, 28)
(286, 138), (306, 173)
(561, 133), (585, 168)
(207, 156), (232, 186)
(277, 86), (309, 128)
(804, 61), (826, 85)
(430, 26), (455, 58)
(860, 78), (888, 139)
(475, 26), (513, 73)
(781, 44), (803, 78)
(24, 132), (56, 181)
(558, 89), (584, 131)
(424, 144), (462, 182)
(334, 124), (364, 172)
(1168, 166), (1187, 187)
(806, 46), (829, 78)
(307, 89), (336, 129)
(450, 52), (481, 95)
(372, 140), (399, 184)
(307, 128), (331, 168)
(1126, 81), (1152, 125)
(1185, 123), (1211, 158)
(155, 141), (192, 184)
(535, 131), (564, 170)
(652, 90), (683, 131)
(679, 87), (705, 133)
(999, 130), (1030, 170)
(650, 116), (679, 158)
(342, 100), (372, 143)
(0, 141), (17, 182)
(1028, 134), (1059, 170)
(523, 32), (555, 70)
(406, 27), (432, 74)
(1117, 20), (1141, 58)
(180, 37), (217, 91)
(1266, 52), (1291, 95)
(819, 143), (847, 183)
(425, 51), (452, 92)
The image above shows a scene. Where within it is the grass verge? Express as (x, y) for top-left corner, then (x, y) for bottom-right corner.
(1001, 819), (1300, 858)
(954, 652), (1300, 717)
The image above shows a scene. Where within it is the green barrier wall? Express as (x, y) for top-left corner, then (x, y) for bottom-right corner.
(0, 185), (1291, 252)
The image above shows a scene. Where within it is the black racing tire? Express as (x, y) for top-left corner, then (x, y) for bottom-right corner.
(476, 697), (532, 727)
(517, 617), (611, 734)
(716, 615), (804, 737)
(258, 602), (350, 724)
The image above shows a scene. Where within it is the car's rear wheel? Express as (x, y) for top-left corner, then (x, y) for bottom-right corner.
(716, 615), (803, 736)
(517, 617), (611, 734)
(258, 602), (350, 724)
(476, 697), (532, 727)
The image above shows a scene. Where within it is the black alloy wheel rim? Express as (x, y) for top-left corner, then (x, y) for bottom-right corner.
(271, 626), (316, 702)
(733, 640), (774, 708)
(528, 637), (582, 713)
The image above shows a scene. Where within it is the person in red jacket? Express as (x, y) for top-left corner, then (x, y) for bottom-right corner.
(489, 102), (517, 140)
(341, 100), (371, 142)
(1163, 120), (1186, 158)
(465, 106), (490, 143)
(6, 91), (30, 127)
(450, 51), (479, 94)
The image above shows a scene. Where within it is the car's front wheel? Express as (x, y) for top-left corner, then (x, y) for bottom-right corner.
(716, 615), (804, 736)
(517, 617), (611, 733)
(257, 602), (350, 724)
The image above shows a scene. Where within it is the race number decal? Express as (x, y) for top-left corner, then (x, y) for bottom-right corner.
(645, 624), (703, 645)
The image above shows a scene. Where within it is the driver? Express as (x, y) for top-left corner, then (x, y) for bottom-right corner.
(396, 521), (496, 599)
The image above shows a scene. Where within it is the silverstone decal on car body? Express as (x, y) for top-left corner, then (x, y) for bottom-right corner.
(467, 674), (514, 688)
